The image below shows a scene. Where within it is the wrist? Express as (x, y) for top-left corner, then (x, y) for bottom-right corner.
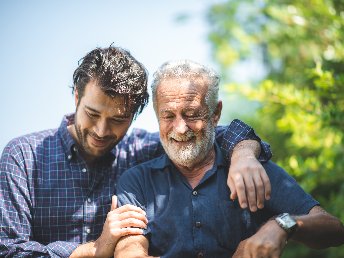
(231, 140), (260, 161)
(94, 237), (116, 258)
(275, 213), (299, 240)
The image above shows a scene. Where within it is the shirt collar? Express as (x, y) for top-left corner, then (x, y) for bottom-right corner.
(58, 113), (76, 160)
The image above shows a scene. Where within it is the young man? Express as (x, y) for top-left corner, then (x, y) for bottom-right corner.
(0, 47), (272, 257)
(114, 60), (344, 258)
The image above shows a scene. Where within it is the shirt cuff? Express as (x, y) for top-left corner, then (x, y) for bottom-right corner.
(220, 119), (272, 162)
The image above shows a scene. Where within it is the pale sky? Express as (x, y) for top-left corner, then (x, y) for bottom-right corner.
(0, 0), (228, 151)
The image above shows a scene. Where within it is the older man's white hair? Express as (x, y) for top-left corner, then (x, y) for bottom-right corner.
(151, 60), (220, 115)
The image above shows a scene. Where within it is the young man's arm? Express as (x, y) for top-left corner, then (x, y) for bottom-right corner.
(227, 139), (271, 212)
(70, 196), (147, 258)
(215, 119), (272, 212)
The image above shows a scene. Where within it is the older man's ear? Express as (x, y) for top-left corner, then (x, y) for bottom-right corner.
(212, 101), (222, 126)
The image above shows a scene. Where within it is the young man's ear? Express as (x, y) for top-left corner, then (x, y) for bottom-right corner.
(74, 87), (79, 107)
(212, 101), (222, 126)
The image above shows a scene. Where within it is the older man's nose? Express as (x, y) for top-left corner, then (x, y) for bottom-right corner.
(174, 117), (188, 135)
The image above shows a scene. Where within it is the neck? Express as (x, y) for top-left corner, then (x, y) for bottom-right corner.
(174, 147), (216, 189)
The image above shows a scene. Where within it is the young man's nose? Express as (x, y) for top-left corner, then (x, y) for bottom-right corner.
(95, 120), (110, 137)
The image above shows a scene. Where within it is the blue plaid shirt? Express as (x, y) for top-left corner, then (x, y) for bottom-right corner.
(0, 114), (271, 258)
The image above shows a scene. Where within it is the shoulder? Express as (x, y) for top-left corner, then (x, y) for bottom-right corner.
(120, 155), (167, 181)
(263, 161), (295, 180)
(1, 128), (59, 161)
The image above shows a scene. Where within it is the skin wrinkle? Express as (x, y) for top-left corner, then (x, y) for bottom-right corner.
(157, 77), (218, 181)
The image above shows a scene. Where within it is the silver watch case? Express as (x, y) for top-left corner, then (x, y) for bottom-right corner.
(275, 213), (298, 237)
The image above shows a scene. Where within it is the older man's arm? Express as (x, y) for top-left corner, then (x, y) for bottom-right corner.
(114, 235), (158, 258)
(233, 206), (344, 258)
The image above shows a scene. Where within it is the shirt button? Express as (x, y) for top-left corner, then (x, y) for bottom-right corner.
(192, 190), (198, 196)
(73, 146), (77, 152)
(85, 227), (91, 234)
(67, 155), (72, 160)
(195, 221), (202, 228)
(82, 168), (87, 173)
(87, 198), (92, 203)
(197, 252), (204, 258)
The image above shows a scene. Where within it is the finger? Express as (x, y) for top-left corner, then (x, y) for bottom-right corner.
(117, 217), (148, 229)
(110, 210), (148, 224)
(260, 169), (271, 200)
(243, 175), (257, 212)
(233, 174), (248, 209)
(253, 173), (265, 209)
(227, 177), (237, 200)
(117, 227), (144, 237)
(111, 195), (117, 211)
(113, 204), (146, 215)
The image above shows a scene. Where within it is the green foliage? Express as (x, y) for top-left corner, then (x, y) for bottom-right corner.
(208, 0), (344, 257)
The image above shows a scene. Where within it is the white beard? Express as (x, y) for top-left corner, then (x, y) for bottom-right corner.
(161, 123), (215, 167)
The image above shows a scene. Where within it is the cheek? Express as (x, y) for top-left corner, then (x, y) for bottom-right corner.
(111, 122), (131, 138)
(159, 122), (171, 138)
(188, 120), (206, 133)
(77, 112), (94, 130)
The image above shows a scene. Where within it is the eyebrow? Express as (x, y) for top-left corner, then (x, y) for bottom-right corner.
(85, 105), (100, 113)
(85, 105), (132, 118)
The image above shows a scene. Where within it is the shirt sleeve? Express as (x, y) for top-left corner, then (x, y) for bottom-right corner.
(126, 119), (271, 166)
(116, 167), (149, 236)
(263, 161), (319, 215)
(0, 141), (78, 258)
(217, 119), (272, 162)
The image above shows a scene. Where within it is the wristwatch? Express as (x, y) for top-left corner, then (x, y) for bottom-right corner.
(275, 213), (298, 239)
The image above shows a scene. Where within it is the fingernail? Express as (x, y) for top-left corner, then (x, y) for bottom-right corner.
(250, 206), (257, 212)
(241, 203), (247, 209)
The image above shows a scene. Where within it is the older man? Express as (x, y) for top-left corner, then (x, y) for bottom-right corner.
(114, 60), (344, 258)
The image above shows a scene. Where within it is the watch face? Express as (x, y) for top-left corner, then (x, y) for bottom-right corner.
(282, 214), (297, 228)
(276, 213), (297, 233)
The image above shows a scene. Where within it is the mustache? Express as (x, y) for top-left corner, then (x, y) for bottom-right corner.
(168, 131), (195, 141)
(88, 132), (115, 141)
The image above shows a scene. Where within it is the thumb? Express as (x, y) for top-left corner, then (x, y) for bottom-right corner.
(111, 195), (118, 211)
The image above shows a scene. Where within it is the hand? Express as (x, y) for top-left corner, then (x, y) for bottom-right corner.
(228, 154), (271, 212)
(94, 195), (148, 258)
(233, 220), (287, 258)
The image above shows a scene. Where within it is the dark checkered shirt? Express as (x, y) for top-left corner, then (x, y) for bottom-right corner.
(0, 114), (271, 257)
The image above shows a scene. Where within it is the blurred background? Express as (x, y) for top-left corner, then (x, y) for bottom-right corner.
(1, 1), (343, 257)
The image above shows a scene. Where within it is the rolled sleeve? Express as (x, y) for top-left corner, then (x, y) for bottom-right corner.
(219, 119), (272, 162)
